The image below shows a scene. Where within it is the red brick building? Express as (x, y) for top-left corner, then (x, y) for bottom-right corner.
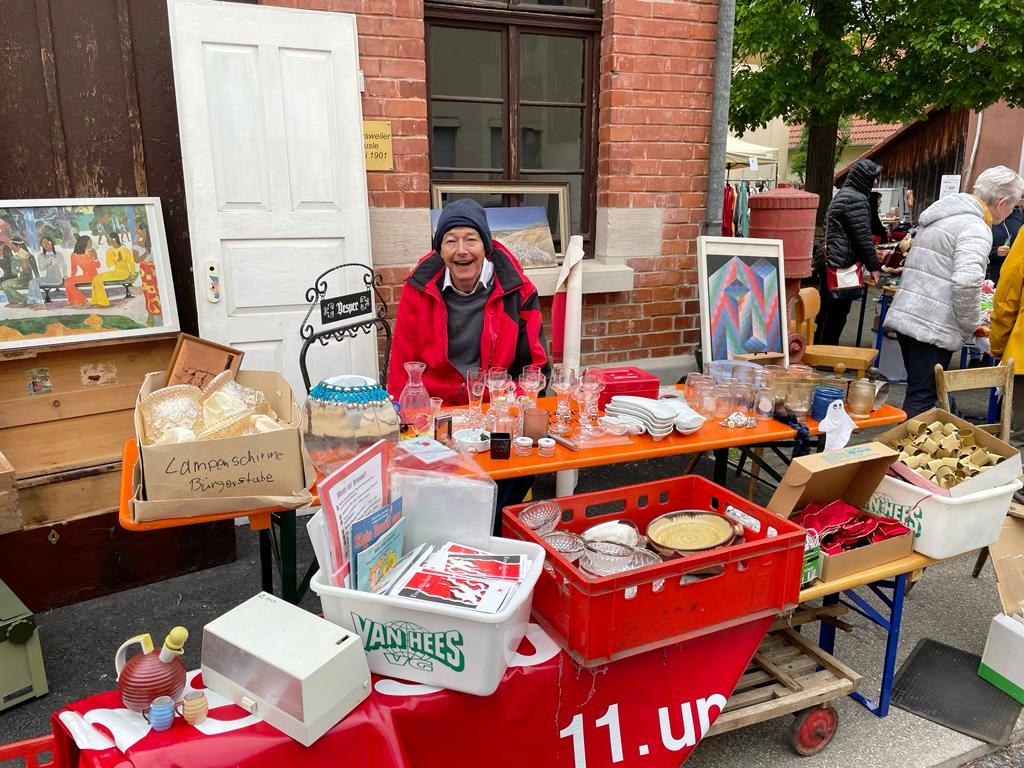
(266, 0), (718, 378)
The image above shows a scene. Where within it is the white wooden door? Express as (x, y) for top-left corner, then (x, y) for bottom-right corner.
(168, 0), (376, 398)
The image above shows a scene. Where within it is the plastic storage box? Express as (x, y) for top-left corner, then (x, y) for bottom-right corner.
(312, 536), (544, 696)
(865, 473), (1021, 559)
(503, 475), (804, 666)
(596, 366), (660, 409)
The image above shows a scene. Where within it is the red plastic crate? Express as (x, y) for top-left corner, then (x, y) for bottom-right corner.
(0, 735), (56, 767)
(596, 366), (660, 409)
(503, 475), (804, 666)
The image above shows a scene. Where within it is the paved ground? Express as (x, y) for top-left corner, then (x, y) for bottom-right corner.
(3, 295), (1023, 767)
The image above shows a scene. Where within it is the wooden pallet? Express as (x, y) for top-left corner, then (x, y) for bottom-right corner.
(706, 627), (862, 736)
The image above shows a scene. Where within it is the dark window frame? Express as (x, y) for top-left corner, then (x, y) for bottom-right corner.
(425, 3), (600, 250)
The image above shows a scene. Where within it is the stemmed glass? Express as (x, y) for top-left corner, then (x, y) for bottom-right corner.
(466, 367), (486, 428)
(549, 365), (577, 435)
(518, 366), (546, 406)
(486, 367), (509, 407)
(575, 368), (606, 435)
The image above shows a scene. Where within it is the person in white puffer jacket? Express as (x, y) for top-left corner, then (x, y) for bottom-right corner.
(884, 166), (1024, 417)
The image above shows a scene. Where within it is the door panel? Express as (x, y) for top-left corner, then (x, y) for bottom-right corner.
(170, 0), (376, 398)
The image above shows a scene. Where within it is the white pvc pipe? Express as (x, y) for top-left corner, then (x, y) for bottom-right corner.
(555, 235), (585, 497)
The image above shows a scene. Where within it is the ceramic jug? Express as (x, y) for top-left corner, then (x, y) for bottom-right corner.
(115, 627), (188, 712)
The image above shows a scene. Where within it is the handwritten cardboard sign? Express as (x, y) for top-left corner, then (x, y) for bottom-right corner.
(134, 371), (311, 518)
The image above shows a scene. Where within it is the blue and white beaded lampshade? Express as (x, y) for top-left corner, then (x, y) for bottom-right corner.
(302, 375), (400, 473)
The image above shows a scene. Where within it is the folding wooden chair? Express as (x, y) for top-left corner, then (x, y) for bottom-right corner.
(933, 358), (1015, 577)
(796, 287), (878, 378)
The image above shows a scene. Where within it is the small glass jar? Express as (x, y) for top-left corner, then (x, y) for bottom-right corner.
(731, 383), (755, 416)
(713, 383), (733, 419)
(787, 363), (814, 377)
(785, 379), (814, 422)
(847, 378), (876, 419)
(514, 436), (534, 456)
(537, 437), (556, 457)
(754, 387), (775, 419)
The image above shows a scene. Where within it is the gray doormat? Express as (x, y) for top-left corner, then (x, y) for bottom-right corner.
(891, 638), (1022, 745)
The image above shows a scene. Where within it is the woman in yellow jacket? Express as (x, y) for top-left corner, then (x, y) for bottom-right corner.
(90, 232), (136, 307)
(989, 232), (1024, 452)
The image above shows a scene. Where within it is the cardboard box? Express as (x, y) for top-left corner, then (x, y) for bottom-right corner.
(768, 442), (914, 582)
(875, 408), (1022, 499)
(979, 516), (1024, 704)
(132, 371), (314, 521)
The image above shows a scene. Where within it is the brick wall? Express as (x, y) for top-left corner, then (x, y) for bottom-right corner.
(592, 0), (717, 364)
(265, 0), (717, 370)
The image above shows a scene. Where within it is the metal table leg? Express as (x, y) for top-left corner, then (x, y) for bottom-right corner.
(855, 285), (869, 348)
(822, 573), (907, 717)
(279, 511), (298, 604)
(259, 529), (273, 593)
(713, 448), (728, 487)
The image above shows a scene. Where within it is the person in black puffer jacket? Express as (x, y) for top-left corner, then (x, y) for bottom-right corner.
(815, 158), (884, 345)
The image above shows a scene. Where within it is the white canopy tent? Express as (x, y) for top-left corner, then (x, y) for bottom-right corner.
(725, 137), (779, 169)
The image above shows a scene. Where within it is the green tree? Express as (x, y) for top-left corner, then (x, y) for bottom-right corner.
(731, 0), (1024, 224)
(789, 117), (852, 184)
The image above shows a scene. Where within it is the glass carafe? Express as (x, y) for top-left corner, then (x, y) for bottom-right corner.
(399, 361), (432, 436)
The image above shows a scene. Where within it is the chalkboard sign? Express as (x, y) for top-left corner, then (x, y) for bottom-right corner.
(320, 290), (372, 325)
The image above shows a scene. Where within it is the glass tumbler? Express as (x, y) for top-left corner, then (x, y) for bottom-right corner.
(713, 384), (733, 419)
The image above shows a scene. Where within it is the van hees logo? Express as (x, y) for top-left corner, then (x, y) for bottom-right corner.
(351, 614), (465, 672)
(865, 493), (922, 537)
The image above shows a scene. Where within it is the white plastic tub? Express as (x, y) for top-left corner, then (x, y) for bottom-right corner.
(865, 473), (1021, 559)
(311, 536), (545, 696)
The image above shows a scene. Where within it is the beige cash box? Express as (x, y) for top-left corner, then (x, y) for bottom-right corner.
(202, 592), (371, 746)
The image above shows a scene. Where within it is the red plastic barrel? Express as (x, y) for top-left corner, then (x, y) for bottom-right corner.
(748, 185), (819, 278)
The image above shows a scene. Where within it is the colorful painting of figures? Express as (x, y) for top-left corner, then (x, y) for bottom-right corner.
(0, 198), (178, 351)
(697, 238), (788, 365)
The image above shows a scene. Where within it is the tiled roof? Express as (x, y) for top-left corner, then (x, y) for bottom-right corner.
(787, 119), (903, 148)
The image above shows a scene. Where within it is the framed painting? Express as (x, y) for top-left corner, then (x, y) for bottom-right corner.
(166, 333), (244, 389)
(697, 237), (789, 366)
(0, 197), (178, 351)
(430, 181), (570, 264)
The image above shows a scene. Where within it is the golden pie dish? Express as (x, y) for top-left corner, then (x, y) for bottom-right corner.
(646, 511), (743, 559)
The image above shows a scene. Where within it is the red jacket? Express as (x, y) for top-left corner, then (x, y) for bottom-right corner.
(386, 241), (549, 405)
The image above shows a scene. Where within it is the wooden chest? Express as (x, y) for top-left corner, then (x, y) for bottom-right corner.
(0, 336), (235, 611)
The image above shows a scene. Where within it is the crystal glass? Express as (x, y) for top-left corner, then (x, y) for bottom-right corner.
(549, 364), (577, 435)
(576, 368), (606, 434)
(518, 368), (543, 406)
(731, 383), (755, 416)
(399, 361), (432, 436)
(466, 366), (486, 428)
(139, 385), (204, 445)
(542, 531), (585, 562)
(754, 387), (775, 420)
(519, 500), (560, 534)
(486, 367), (513, 419)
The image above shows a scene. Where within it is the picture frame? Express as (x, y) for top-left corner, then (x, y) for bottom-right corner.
(430, 181), (571, 261)
(166, 333), (244, 389)
(697, 236), (789, 366)
(0, 197), (179, 352)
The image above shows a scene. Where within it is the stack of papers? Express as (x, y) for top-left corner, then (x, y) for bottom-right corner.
(385, 542), (531, 615)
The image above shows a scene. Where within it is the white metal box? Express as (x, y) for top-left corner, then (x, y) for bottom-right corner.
(202, 592), (370, 746)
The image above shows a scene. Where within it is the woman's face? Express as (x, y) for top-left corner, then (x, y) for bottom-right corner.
(41, 237), (54, 252)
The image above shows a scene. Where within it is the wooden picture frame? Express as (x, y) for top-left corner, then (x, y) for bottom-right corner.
(430, 181), (571, 260)
(697, 237), (789, 366)
(0, 197), (179, 352)
(166, 333), (244, 389)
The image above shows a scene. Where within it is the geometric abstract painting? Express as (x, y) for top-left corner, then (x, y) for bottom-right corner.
(697, 238), (788, 365)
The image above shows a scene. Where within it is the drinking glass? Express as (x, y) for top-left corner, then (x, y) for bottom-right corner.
(713, 383), (733, 419)
(549, 365), (577, 435)
(466, 367), (486, 427)
(684, 372), (707, 403)
(731, 383), (755, 416)
(579, 368), (606, 430)
(518, 368), (543, 406)
(486, 367), (509, 414)
(429, 397), (443, 436)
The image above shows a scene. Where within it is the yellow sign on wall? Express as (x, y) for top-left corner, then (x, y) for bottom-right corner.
(364, 120), (393, 171)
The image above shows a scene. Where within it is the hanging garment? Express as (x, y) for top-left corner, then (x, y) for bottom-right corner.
(722, 183), (735, 237)
(737, 182), (750, 237)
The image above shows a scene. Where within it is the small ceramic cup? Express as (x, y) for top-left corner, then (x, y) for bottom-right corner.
(175, 690), (209, 726)
(144, 695), (175, 732)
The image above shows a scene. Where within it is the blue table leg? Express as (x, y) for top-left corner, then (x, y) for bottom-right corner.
(828, 573), (907, 717)
(818, 593), (839, 655)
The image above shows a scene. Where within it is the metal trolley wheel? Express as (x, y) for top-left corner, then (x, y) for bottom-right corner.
(790, 704), (838, 756)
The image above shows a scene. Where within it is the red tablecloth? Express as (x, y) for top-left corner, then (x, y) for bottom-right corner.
(52, 618), (771, 768)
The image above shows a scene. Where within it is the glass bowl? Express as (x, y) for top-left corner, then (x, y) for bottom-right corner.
(582, 540), (634, 571)
(139, 384), (204, 445)
(541, 531), (585, 562)
(519, 500), (560, 535)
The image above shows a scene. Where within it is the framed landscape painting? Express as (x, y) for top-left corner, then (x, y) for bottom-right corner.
(0, 197), (178, 351)
(697, 237), (788, 366)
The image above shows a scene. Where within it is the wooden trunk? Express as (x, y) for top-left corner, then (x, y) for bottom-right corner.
(0, 336), (236, 610)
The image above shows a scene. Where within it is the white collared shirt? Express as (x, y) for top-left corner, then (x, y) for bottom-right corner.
(442, 258), (494, 296)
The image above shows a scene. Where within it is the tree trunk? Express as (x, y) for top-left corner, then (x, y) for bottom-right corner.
(805, 118), (840, 227)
